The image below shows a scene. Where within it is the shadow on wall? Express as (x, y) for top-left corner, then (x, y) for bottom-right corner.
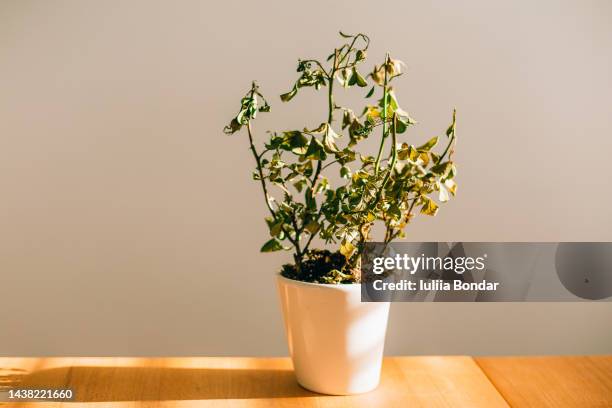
(7, 365), (324, 401)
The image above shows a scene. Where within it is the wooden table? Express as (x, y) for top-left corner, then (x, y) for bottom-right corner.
(0, 356), (610, 407)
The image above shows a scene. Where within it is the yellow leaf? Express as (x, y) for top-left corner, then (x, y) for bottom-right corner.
(420, 196), (439, 216)
(418, 151), (430, 166)
(408, 145), (419, 161)
(340, 239), (356, 258)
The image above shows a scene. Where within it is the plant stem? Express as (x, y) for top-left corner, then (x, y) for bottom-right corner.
(295, 37), (368, 267)
(321, 158), (340, 171)
(247, 122), (298, 248)
(385, 195), (418, 245)
(438, 109), (457, 163)
(298, 52), (341, 260)
(301, 59), (330, 78)
(309, 53), (336, 189)
(301, 214), (320, 255)
(374, 53), (390, 174)
(247, 122), (275, 218)
(354, 113), (398, 268)
(337, 33), (369, 68)
(374, 113), (398, 207)
(327, 65), (335, 124)
(291, 215), (302, 258)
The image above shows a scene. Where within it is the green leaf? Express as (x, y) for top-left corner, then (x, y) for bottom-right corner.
(348, 67), (367, 87)
(284, 131), (309, 154)
(430, 152), (440, 164)
(314, 177), (329, 194)
(301, 160), (314, 177)
(305, 220), (320, 234)
(431, 161), (452, 176)
(388, 203), (402, 219)
(355, 72), (367, 87)
(365, 86), (375, 98)
(348, 119), (371, 144)
(305, 187), (317, 211)
(293, 178), (307, 193)
(394, 117), (408, 134)
(304, 136), (327, 160)
(342, 110), (353, 129)
(340, 165), (351, 179)
(260, 238), (284, 252)
(446, 124), (454, 136)
(336, 147), (356, 164)
(265, 217), (284, 237)
(446, 109), (457, 136)
(223, 118), (242, 134)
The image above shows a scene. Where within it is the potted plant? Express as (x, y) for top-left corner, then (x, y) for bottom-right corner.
(223, 32), (458, 395)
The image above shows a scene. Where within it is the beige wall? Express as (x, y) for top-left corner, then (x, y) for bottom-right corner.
(1, 0), (611, 356)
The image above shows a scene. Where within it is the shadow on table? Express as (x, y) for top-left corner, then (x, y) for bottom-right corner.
(12, 366), (318, 401)
(0, 368), (28, 390)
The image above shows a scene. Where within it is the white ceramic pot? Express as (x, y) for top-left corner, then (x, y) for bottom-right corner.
(276, 274), (390, 395)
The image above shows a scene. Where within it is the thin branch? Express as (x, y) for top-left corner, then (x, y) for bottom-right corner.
(247, 121), (298, 247)
(374, 53), (391, 174)
(372, 113), (398, 208)
(337, 33), (369, 68)
(300, 59), (330, 78)
(321, 159), (341, 171)
(247, 122), (275, 218)
(301, 215), (321, 255)
(385, 195), (419, 244)
(310, 50), (338, 189)
(291, 214), (302, 255)
(438, 109), (457, 163)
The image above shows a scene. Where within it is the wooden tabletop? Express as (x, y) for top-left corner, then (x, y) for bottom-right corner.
(0, 356), (610, 407)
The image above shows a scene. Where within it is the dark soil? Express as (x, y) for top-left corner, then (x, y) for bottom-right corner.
(280, 249), (358, 284)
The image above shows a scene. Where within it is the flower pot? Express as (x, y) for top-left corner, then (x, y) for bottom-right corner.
(276, 274), (390, 395)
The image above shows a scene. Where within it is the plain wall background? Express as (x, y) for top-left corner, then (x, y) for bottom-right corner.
(1, 0), (611, 356)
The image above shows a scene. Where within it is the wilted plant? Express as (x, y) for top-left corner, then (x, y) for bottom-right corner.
(224, 32), (457, 283)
